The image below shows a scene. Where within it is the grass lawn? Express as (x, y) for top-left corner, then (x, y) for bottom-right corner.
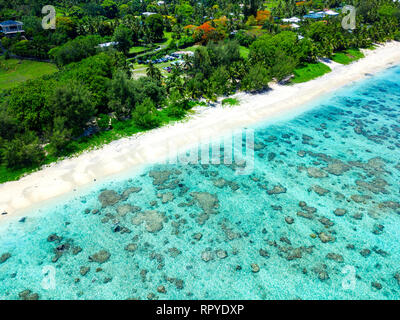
(291, 62), (331, 84)
(0, 57), (58, 90)
(331, 48), (365, 65)
(128, 46), (148, 54)
(160, 31), (173, 47)
(222, 98), (240, 106)
(182, 45), (200, 52)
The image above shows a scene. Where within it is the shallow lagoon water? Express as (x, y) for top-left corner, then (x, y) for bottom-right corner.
(1, 66), (400, 300)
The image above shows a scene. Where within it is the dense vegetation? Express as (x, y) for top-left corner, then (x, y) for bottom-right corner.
(0, 0), (399, 181)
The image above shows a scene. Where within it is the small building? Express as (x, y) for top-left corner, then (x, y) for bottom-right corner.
(303, 12), (326, 19)
(142, 12), (157, 17)
(98, 42), (118, 48)
(0, 20), (24, 37)
(282, 16), (301, 23)
(324, 10), (339, 16)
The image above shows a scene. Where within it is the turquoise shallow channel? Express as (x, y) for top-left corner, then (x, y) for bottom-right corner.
(1, 65), (400, 300)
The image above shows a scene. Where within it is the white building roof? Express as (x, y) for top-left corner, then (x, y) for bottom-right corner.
(282, 16), (301, 23)
(324, 10), (339, 16)
(98, 42), (118, 48)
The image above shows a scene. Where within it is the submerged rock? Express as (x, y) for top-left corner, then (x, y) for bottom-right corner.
(213, 178), (228, 188)
(360, 249), (371, 257)
(149, 170), (172, 185)
(318, 232), (335, 243)
(351, 194), (372, 204)
(157, 285), (166, 294)
(307, 167), (328, 178)
(394, 272), (400, 286)
(0, 252), (11, 264)
(125, 243), (138, 252)
(267, 185), (287, 195)
(297, 211), (314, 220)
(319, 217), (334, 227)
(18, 289), (39, 300)
(251, 263), (260, 273)
(89, 250), (111, 264)
(80, 266), (90, 276)
(117, 204), (140, 217)
(98, 190), (121, 207)
(157, 192), (175, 204)
(326, 253), (344, 262)
(312, 185), (330, 196)
(318, 270), (329, 281)
(131, 210), (165, 233)
(192, 233), (203, 241)
(378, 201), (400, 210)
(216, 250), (228, 259)
(355, 178), (388, 194)
(259, 249), (269, 258)
(47, 233), (62, 242)
(371, 282), (382, 290)
(121, 187), (142, 200)
(285, 217), (294, 224)
(323, 161), (350, 176)
(334, 208), (347, 216)
(201, 250), (215, 262)
(168, 247), (181, 258)
(190, 192), (219, 214)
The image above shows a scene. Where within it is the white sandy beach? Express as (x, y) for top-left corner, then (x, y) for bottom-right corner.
(1, 41), (400, 220)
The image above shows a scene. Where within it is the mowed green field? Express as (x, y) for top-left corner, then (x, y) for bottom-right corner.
(291, 62), (332, 84)
(331, 48), (365, 65)
(0, 57), (58, 90)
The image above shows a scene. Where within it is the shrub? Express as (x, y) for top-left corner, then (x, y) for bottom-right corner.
(221, 98), (239, 106)
(2, 131), (45, 169)
(132, 98), (161, 129)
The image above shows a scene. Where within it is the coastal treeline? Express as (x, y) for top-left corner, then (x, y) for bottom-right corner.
(0, 0), (399, 180)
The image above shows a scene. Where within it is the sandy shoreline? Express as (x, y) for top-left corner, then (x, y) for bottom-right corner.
(1, 41), (400, 221)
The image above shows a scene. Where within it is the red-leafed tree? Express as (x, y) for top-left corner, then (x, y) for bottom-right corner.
(193, 22), (224, 44)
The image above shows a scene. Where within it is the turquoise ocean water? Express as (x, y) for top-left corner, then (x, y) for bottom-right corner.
(1, 65), (400, 300)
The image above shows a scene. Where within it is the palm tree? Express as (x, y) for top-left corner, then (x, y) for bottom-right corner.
(146, 62), (162, 81)
(181, 54), (193, 70)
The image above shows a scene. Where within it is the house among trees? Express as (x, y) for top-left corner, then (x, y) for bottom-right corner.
(0, 20), (24, 37)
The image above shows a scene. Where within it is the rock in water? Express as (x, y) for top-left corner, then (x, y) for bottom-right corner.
(216, 250), (228, 259)
(201, 250), (214, 262)
(0, 252), (11, 264)
(267, 185), (287, 195)
(18, 289), (39, 300)
(89, 250), (111, 263)
(190, 192), (219, 214)
(98, 190), (121, 207)
(131, 211), (165, 233)
(251, 263), (260, 273)
(326, 253), (344, 262)
(394, 272), (400, 286)
(334, 208), (347, 216)
(125, 243), (138, 252)
(80, 266), (90, 276)
(307, 167), (328, 178)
